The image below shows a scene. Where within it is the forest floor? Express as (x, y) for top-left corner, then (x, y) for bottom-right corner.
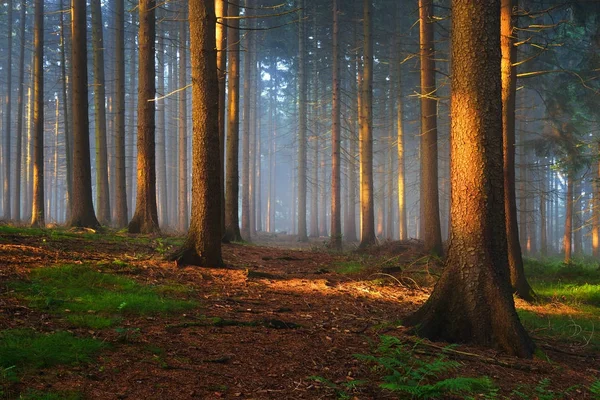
(0, 225), (599, 399)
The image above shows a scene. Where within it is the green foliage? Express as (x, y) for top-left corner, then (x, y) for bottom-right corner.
(309, 375), (366, 399)
(18, 390), (82, 400)
(511, 378), (580, 400)
(0, 329), (105, 373)
(589, 380), (600, 398)
(11, 264), (197, 329)
(334, 261), (365, 275)
(354, 336), (497, 399)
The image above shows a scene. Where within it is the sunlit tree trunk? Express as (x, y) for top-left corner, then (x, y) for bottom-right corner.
(3, 0), (13, 220)
(167, 34), (177, 227)
(376, 162), (384, 237)
(358, 0), (376, 248)
(30, 0), (43, 228)
(406, 0), (534, 358)
(175, 0), (223, 266)
(540, 162), (548, 257)
(128, 0), (159, 234)
(241, 0), (253, 241)
(13, 0), (26, 222)
(127, 11), (138, 218)
(224, 0), (242, 241)
(418, 0), (443, 255)
(330, 0), (342, 249)
(564, 171), (573, 263)
(593, 148), (600, 258)
(344, 24), (358, 242)
(113, 0), (128, 228)
(295, 0), (308, 241)
(178, 12), (189, 232)
(53, 98), (59, 221)
(573, 180), (582, 256)
(69, 0), (100, 228)
(518, 139), (528, 254)
(397, 63), (407, 240)
(25, 58), (33, 220)
(501, 0), (534, 300)
(310, 20), (319, 238)
(216, 0), (227, 237)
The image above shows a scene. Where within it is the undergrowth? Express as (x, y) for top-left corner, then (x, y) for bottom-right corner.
(10, 264), (197, 329)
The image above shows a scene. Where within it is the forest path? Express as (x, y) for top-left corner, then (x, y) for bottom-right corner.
(0, 228), (598, 399)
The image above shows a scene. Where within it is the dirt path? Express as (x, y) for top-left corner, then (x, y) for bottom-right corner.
(0, 230), (598, 399)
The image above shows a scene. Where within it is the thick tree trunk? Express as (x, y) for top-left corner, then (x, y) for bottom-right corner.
(91, 0), (111, 225)
(113, 0), (128, 228)
(358, 0), (376, 248)
(224, 0), (242, 241)
(128, 0), (160, 234)
(30, 0), (43, 228)
(501, 0), (534, 301)
(418, 0), (443, 255)
(175, 0), (223, 267)
(330, 0), (342, 249)
(564, 172), (573, 263)
(69, 0), (100, 228)
(4, 0), (13, 220)
(405, 0), (534, 358)
(13, 0), (26, 222)
(216, 0), (228, 238)
(178, 13), (189, 232)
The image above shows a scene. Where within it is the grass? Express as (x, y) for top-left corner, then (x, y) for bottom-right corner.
(334, 261), (365, 275)
(11, 264), (197, 329)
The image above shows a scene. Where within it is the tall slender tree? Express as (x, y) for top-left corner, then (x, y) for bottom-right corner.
(216, 0), (227, 236)
(91, 0), (111, 225)
(4, 0), (13, 220)
(297, 0), (308, 242)
(241, 0), (253, 241)
(224, 0), (242, 242)
(330, 0), (342, 249)
(174, 0), (222, 267)
(13, 0), (26, 222)
(30, 0), (43, 228)
(128, 0), (160, 234)
(178, 9), (189, 231)
(405, 0), (534, 358)
(418, 0), (443, 255)
(69, 0), (100, 228)
(359, 0), (376, 248)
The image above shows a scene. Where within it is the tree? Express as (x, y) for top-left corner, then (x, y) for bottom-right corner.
(358, 0), (376, 248)
(178, 9), (189, 232)
(13, 0), (26, 222)
(216, 0), (227, 237)
(174, 0), (223, 267)
(241, 0), (253, 240)
(30, 0), (43, 228)
(91, 0), (110, 225)
(501, 0), (535, 300)
(405, 0), (535, 358)
(113, 0), (128, 227)
(59, 0), (73, 222)
(128, 0), (160, 234)
(418, 0), (443, 255)
(297, 0), (308, 242)
(564, 171), (574, 263)
(3, 0), (13, 220)
(68, 0), (100, 228)
(224, 0), (242, 242)
(330, 0), (342, 250)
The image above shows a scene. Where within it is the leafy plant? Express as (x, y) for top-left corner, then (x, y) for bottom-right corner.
(354, 335), (497, 399)
(309, 375), (365, 399)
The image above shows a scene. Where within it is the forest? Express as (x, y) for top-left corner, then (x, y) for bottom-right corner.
(0, 0), (600, 398)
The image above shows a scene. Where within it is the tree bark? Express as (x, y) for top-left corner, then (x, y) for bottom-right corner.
(418, 0), (443, 255)
(564, 172), (573, 263)
(175, 0), (223, 267)
(241, 0), (253, 241)
(128, 0), (160, 234)
(30, 0), (44, 228)
(91, 0), (111, 225)
(358, 0), (376, 248)
(69, 0), (100, 228)
(224, 0), (242, 241)
(156, 26), (167, 227)
(3, 0), (13, 220)
(330, 0), (342, 249)
(216, 0), (228, 238)
(296, 0), (308, 242)
(405, 0), (535, 358)
(593, 148), (600, 258)
(13, 0), (26, 222)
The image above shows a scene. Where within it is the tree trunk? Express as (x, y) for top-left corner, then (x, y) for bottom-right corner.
(540, 162), (548, 257)
(128, 0), (159, 234)
(13, 0), (26, 222)
(405, 0), (534, 358)
(241, 0), (253, 241)
(344, 24), (358, 243)
(397, 63), (407, 240)
(593, 148), (600, 258)
(127, 12), (138, 218)
(178, 12), (189, 232)
(419, 0), (443, 256)
(156, 27), (167, 227)
(30, 0), (44, 228)
(310, 21), (319, 239)
(69, 0), (100, 228)
(358, 0), (376, 248)
(113, 0), (128, 228)
(175, 0), (223, 267)
(216, 0), (228, 238)
(501, 0), (534, 300)
(330, 0), (342, 249)
(573, 180), (582, 256)
(224, 1), (242, 241)
(3, 0), (13, 220)
(91, 0), (110, 225)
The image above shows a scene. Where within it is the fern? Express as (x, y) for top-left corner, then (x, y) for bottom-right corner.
(590, 380), (600, 399)
(355, 335), (498, 399)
